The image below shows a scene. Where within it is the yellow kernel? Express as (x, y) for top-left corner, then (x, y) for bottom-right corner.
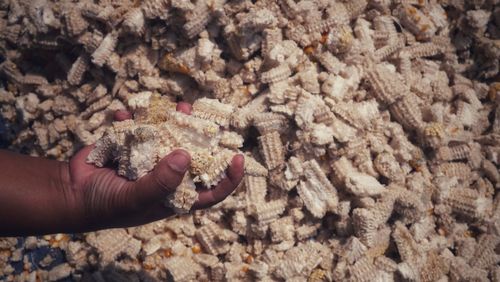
(303, 45), (315, 55)
(162, 248), (173, 257)
(178, 64), (191, 75)
(239, 85), (251, 96)
(192, 245), (202, 254)
(245, 255), (254, 264)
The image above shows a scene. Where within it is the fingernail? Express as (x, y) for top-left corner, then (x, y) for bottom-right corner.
(114, 110), (132, 121)
(234, 154), (245, 165)
(168, 151), (190, 173)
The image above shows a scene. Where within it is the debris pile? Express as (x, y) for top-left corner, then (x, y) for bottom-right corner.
(0, 0), (499, 281)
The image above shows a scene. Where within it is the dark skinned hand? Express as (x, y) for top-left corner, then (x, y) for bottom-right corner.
(68, 102), (244, 231)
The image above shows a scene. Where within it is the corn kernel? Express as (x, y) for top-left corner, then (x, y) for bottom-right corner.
(303, 45), (315, 55)
(244, 255), (253, 264)
(192, 245), (202, 254)
(162, 248), (173, 257)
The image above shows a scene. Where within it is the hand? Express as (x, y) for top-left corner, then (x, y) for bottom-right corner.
(68, 103), (244, 231)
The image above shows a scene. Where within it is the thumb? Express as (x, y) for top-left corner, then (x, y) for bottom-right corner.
(130, 149), (191, 208)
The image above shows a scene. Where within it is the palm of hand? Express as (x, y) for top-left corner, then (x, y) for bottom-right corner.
(67, 104), (244, 230)
(69, 145), (149, 229)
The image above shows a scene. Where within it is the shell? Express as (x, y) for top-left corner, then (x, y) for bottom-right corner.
(218, 131), (244, 149)
(373, 36), (405, 62)
(141, 0), (170, 20)
(274, 241), (324, 280)
(81, 95), (112, 119)
(345, 256), (381, 282)
(67, 54), (90, 86)
(253, 199), (287, 226)
(183, 2), (211, 39)
(365, 64), (409, 105)
(2, 0), (500, 280)
(164, 256), (203, 282)
(165, 174), (199, 214)
(261, 64), (292, 84)
(434, 162), (473, 181)
(392, 221), (422, 265)
(192, 98), (234, 127)
(419, 252), (449, 282)
(91, 32), (118, 67)
(258, 131), (285, 170)
(388, 93), (424, 131)
(269, 216), (294, 243)
(373, 152), (405, 182)
(401, 41), (446, 59)
(122, 8), (145, 36)
(436, 143), (474, 161)
(396, 4), (437, 41)
(198, 149), (233, 187)
(326, 25), (354, 55)
(470, 234), (500, 269)
(0, 60), (23, 84)
(262, 28), (283, 59)
(22, 73), (48, 86)
(443, 187), (492, 220)
(284, 156), (303, 181)
(297, 160), (338, 218)
(344, 172), (386, 197)
(78, 31), (104, 53)
(244, 156), (269, 177)
(374, 256), (398, 273)
(85, 229), (141, 265)
(245, 175), (268, 215)
(64, 10), (88, 37)
(195, 221), (237, 255)
(231, 93), (268, 129)
(253, 112), (289, 135)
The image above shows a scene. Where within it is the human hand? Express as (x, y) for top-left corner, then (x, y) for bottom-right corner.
(68, 103), (244, 231)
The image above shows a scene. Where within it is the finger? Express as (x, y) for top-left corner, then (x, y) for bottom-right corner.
(129, 149), (191, 208)
(176, 102), (192, 115)
(114, 110), (132, 121)
(193, 154), (244, 210)
(71, 145), (95, 167)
